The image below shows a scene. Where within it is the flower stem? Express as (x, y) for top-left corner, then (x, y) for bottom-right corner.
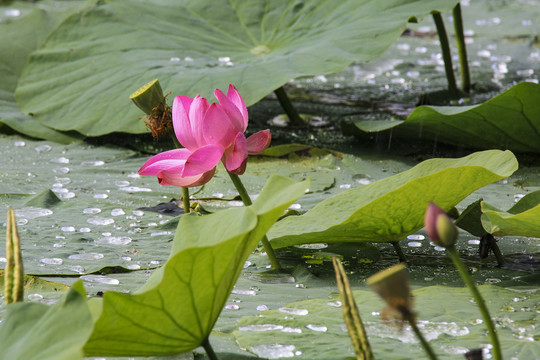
(409, 320), (439, 360)
(202, 337), (219, 360)
(227, 172), (281, 270)
(182, 187), (191, 214)
(391, 241), (408, 263)
(452, 3), (471, 93)
(432, 12), (460, 98)
(274, 86), (304, 127)
(447, 246), (502, 360)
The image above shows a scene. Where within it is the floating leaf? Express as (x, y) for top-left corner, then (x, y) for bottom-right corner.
(83, 175), (309, 356)
(0, 281), (93, 360)
(268, 150), (518, 248)
(352, 82), (540, 153)
(481, 194), (540, 237)
(16, 0), (460, 136)
(0, 1), (88, 142)
(234, 285), (540, 360)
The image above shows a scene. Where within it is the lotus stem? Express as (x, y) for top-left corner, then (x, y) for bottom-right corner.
(432, 12), (460, 98)
(333, 257), (374, 360)
(452, 3), (471, 93)
(168, 133), (191, 213)
(391, 241), (408, 263)
(202, 337), (219, 360)
(274, 86), (304, 127)
(5, 208), (24, 305)
(447, 246), (502, 360)
(409, 320), (439, 360)
(227, 172), (281, 270)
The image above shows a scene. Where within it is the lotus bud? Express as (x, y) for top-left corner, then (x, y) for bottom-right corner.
(424, 202), (458, 248)
(366, 263), (413, 321)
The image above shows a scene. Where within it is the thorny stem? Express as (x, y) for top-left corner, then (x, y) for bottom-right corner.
(227, 172), (282, 270)
(202, 337), (219, 360)
(391, 241), (408, 263)
(432, 12), (460, 98)
(409, 320), (439, 360)
(453, 3), (471, 93)
(447, 246), (502, 360)
(274, 86), (304, 127)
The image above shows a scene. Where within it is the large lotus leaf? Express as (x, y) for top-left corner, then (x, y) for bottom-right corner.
(0, 281), (93, 360)
(268, 150), (518, 248)
(15, 0), (460, 136)
(353, 82), (540, 153)
(83, 175), (309, 356)
(0, 1), (88, 143)
(481, 196), (540, 237)
(234, 285), (540, 359)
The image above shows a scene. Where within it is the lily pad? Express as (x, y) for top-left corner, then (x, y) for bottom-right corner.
(0, 1), (88, 143)
(82, 175), (309, 356)
(352, 82), (540, 153)
(15, 0), (460, 136)
(0, 281), (93, 360)
(234, 285), (540, 359)
(268, 150), (518, 248)
(481, 194), (540, 237)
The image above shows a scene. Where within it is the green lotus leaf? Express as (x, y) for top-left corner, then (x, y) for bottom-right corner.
(0, 281), (93, 360)
(268, 150), (518, 248)
(15, 0), (459, 136)
(0, 1), (88, 143)
(353, 82), (540, 153)
(481, 192), (540, 237)
(234, 285), (540, 359)
(83, 175), (309, 356)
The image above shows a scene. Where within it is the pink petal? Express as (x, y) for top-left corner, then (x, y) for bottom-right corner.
(202, 103), (237, 147)
(158, 167), (216, 187)
(172, 96), (199, 151)
(214, 87), (245, 132)
(223, 132), (248, 174)
(188, 95), (210, 147)
(138, 148), (191, 176)
(181, 143), (224, 177)
(226, 84), (248, 131)
(246, 129), (271, 154)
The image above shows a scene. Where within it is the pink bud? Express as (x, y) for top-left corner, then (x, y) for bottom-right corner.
(424, 202), (458, 248)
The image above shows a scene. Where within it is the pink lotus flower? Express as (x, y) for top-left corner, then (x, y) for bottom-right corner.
(139, 84), (271, 186)
(424, 202), (458, 248)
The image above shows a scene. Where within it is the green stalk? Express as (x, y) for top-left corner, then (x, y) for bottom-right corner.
(409, 320), (439, 360)
(227, 172), (281, 270)
(274, 86), (304, 127)
(453, 3), (471, 93)
(391, 241), (408, 263)
(202, 337), (219, 360)
(432, 12), (460, 98)
(447, 246), (502, 360)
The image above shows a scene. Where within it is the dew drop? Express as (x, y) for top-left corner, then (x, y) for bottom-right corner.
(35, 144), (52, 153)
(225, 304), (240, 310)
(151, 231), (172, 237)
(407, 234), (425, 240)
(69, 265), (85, 274)
(250, 344), (296, 359)
(407, 241), (422, 247)
(95, 236), (132, 245)
(127, 264), (141, 270)
(83, 207), (101, 214)
(132, 210), (144, 216)
(306, 324), (327, 332)
(81, 160), (105, 166)
(111, 208), (125, 216)
(51, 157), (69, 164)
(14, 141), (25, 147)
(61, 226), (76, 232)
(79, 227), (91, 233)
(53, 167), (70, 174)
(93, 194), (109, 199)
(69, 253), (104, 261)
(121, 256), (132, 261)
(119, 186), (152, 192)
(239, 324), (283, 331)
(41, 258), (63, 265)
(327, 300), (342, 307)
(80, 275), (119, 285)
(468, 239), (481, 245)
(257, 304), (269, 311)
(114, 180), (130, 187)
(27, 293), (43, 301)
(232, 289), (257, 296)
(279, 307), (308, 316)
(87, 217), (114, 226)
(14, 207), (53, 219)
